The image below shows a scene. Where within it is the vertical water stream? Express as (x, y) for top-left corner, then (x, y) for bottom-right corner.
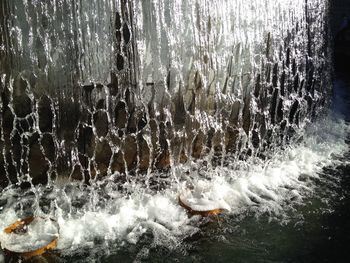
(0, 0), (331, 185)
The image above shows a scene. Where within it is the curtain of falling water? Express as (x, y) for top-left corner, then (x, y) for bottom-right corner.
(0, 0), (331, 187)
(2, 0), (115, 88)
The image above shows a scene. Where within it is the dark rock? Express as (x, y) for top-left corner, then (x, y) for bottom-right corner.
(137, 111), (148, 131)
(179, 148), (188, 164)
(71, 164), (83, 181)
(127, 110), (138, 133)
(111, 150), (125, 174)
(124, 88), (134, 109)
(10, 130), (22, 171)
(276, 98), (284, 123)
(28, 135), (49, 185)
(254, 74), (261, 98)
(57, 98), (80, 142)
(38, 95), (53, 133)
(280, 120), (287, 131)
(13, 76), (27, 97)
(0, 153), (9, 188)
(289, 100), (299, 123)
(305, 94), (313, 112)
(230, 101), (240, 125)
(225, 126), (239, 153)
(280, 70), (285, 96)
(115, 12), (122, 30)
(252, 128), (260, 149)
(5, 152), (17, 184)
(270, 88), (279, 124)
(123, 23), (131, 44)
(123, 135), (137, 171)
(154, 148), (170, 171)
(149, 118), (159, 151)
(96, 99), (105, 110)
(286, 48), (290, 67)
(13, 94), (32, 118)
(138, 135), (150, 172)
(173, 90), (186, 126)
(78, 154), (89, 169)
(82, 84), (94, 107)
(77, 124), (95, 158)
(188, 90), (196, 115)
(265, 63), (271, 83)
(115, 101), (127, 129)
(116, 30), (122, 44)
(108, 73), (119, 96)
(79, 108), (92, 125)
(272, 63), (278, 87)
(242, 98), (251, 135)
(158, 122), (168, 150)
(212, 131), (223, 156)
(41, 133), (56, 163)
(116, 53), (124, 71)
(192, 130), (205, 159)
(95, 140), (112, 177)
(293, 73), (299, 93)
(93, 110), (109, 137)
(292, 58), (297, 75)
(96, 83), (104, 90)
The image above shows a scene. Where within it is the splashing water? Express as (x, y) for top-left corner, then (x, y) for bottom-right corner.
(0, 111), (348, 260)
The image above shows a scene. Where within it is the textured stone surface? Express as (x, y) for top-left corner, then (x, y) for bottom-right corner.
(28, 134), (49, 184)
(95, 139), (112, 176)
(93, 110), (109, 137)
(115, 101), (128, 129)
(38, 95), (53, 133)
(13, 94), (32, 118)
(77, 125), (95, 158)
(41, 133), (56, 163)
(123, 135), (138, 171)
(0, 0), (331, 186)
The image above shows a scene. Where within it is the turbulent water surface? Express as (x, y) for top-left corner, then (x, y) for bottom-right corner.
(0, 104), (349, 262)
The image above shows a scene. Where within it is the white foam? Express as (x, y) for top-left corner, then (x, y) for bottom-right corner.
(0, 113), (348, 255)
(0, 217), (59, 253)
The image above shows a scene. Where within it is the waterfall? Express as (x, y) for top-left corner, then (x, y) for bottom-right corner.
(0, 0), (331, 186)
(1, 1), (349, 261)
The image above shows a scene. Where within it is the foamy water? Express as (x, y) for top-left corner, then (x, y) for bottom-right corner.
(0, 112), (348, 258)
(0, 217), (58, 253)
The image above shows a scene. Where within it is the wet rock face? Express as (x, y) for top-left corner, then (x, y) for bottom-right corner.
(95, 140), (112, 177)
(38, 95), (53, 133)
(0, 70), (328, 186)
(78, 125), (95, 158)
(57, 98), (80, 142)
(13, 94), (32, 118)
(41, 133), (56, 163)
(28, 133), (50, 185)
(115, 101), (128, 129)
(0, 1), (330, 186)
(93, 111), (109, 137)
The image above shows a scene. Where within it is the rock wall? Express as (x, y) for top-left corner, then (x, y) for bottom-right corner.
(0, 0), (331, 187)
